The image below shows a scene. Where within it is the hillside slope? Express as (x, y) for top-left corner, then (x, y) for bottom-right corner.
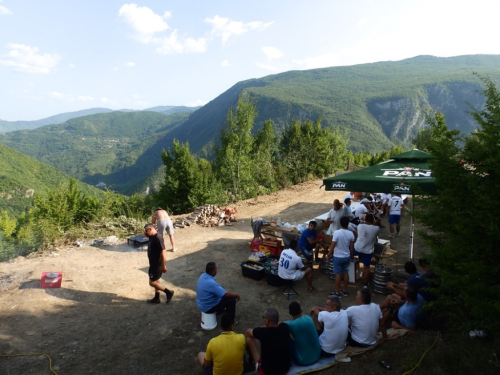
(0, 111), (191, 195)
(167, 55), (500, 153)
(0, 144), (104, 216)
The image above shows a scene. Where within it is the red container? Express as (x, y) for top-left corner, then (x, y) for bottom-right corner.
(251, 238), (263, 251)
(40, 271), (62, 288)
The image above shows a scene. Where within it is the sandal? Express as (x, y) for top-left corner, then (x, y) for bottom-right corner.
(307, 286), (317, 293)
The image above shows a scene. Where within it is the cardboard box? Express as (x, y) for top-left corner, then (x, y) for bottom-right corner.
(40, 271), (62, 288)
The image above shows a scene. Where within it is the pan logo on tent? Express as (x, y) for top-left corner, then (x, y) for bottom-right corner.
(330, 181), (347, 189)
(393, 183), (412, 192)
(381, 167), (431, 178)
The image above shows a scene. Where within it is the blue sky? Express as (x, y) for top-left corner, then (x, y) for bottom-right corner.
(1, 0), (500, 121)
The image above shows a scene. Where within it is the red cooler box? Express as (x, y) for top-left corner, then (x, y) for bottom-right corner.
(40, 272), (62, 288)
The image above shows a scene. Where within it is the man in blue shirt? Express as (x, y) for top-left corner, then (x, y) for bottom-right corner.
(298, 221), (323, 263)
(196, 262), (241, 316)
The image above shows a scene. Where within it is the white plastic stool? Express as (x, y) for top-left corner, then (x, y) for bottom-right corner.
(201, 312), (217, 330)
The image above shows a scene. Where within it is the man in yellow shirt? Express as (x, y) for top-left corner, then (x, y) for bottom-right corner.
(197, 313), (247, 375)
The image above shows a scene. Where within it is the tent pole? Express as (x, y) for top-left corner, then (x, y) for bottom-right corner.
(409, 194), (414, 260)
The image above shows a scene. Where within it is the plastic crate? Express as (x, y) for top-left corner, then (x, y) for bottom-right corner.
(265, 271), (286, 287)
(240, 261), (265, 280)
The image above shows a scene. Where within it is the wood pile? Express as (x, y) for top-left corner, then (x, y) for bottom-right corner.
(174, 205), (237, 228)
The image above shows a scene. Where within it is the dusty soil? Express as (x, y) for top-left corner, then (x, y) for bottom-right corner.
(0, 180), (429, 375)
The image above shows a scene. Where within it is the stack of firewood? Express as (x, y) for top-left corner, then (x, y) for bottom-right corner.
(174, 205), (237, 228)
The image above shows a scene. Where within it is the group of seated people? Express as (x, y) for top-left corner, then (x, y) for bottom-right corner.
(197, 283), (431, 375)
(195, 253), (435, 375)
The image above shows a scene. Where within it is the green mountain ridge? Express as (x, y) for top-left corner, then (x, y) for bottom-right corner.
(165, 54), (500, 153)
(1, 54), (499, 197)
(0, 143), (104, 216)
(0, 111), (192, 195)
(0, 106), (199, 134)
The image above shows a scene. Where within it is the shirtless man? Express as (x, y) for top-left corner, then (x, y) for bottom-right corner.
(152, 208), (177, 252)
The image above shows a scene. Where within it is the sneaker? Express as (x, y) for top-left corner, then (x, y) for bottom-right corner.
(396, 232), (400, 237)
(314, 258), (321, 264)
(166, 290), (174, 303)
(363, 283), (369, 289)
(387, 234), (393, 239)
(329, 291), (342, 298)
(341, 289), (349, 297)
(147, 298), (160, 304)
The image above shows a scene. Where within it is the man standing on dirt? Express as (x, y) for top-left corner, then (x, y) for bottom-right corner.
(196, 262), (241, 316)
(327, 216), (355, 298)
(152, 208), (177, 252)
(144, 223), (174, 304)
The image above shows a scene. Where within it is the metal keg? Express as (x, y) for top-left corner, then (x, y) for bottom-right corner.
(320, 257), (335, 279)
(373, 261), (393, 294)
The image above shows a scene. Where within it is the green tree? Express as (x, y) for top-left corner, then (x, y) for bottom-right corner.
(413, 77), (500, 334)
(252, 120), (278, 194)
(215, 97), (257, 201)
(0, 211), (16, 237)
(157, 140), (224, 214)
(279, 118), (349, 185)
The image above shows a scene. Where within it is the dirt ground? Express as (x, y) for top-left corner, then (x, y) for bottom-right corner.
(0, 180), (430, 375)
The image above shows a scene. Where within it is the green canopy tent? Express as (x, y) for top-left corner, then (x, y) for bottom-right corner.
(322, 149), (437, 259)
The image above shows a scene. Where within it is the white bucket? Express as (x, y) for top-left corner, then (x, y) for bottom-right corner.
(201, 312), (217, 330)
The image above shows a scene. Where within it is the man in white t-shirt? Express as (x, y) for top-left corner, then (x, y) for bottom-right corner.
(325, 199), (346, 235)
(310, 296), (349, 356)
(354, 213), (380, 286)
(343, 191), (354, 203)
(346, 288), (386, 347)
(388, 193), (404, 238)
(327, 217), (355, 298)
(354, 199), (370, 221)
(380, 193), (391, 217)
(278, 240), (315, 292)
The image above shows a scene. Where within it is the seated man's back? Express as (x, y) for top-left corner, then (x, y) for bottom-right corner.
(285, 314), (321, 365)
(318, 308), (349, 354)
(346, 289), (383, 346)
(206, 330), (246, 375)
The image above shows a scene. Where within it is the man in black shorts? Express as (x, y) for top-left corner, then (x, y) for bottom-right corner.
(144, 223), (174, 304)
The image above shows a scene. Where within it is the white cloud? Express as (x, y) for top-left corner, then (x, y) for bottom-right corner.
(0, 5), (12, 15)
(292, 53), (344, 70)
(185, 99), (207, 107)
(205, 15), (273, 44)
(261, 46), (283, 60)
(256, 61), (279, 72)
(0, 43), (61, 74)
(100, 97), (110, 104)
(69, 63), (75, 68)
(120, 5), (206, 54)
(125, 61), (136, 67)
(78, 96), (94, 101)
(156, 30), (207, 54)
(118, 3), (169, 43)
(221, 60), (230, 67)
(356, 17), (370, 26)
(49, 91), (64, 99)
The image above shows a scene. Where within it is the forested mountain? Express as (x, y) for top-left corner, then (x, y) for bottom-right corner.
(0, 144), (104, 216)
(0, 106), (199, 133)
(1, 54), (499, 196)
(164, 55), (500, 154)
(0, 111), (191, 195)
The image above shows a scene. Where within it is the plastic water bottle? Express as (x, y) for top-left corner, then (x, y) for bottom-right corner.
(277, 216), (282, 227)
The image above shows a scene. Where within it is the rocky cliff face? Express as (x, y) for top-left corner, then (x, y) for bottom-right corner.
(367, 82), (485, 144)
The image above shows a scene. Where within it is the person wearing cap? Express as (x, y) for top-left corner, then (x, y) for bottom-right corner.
(354, 199), (370, 222)
(152, 208), (177, 252)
